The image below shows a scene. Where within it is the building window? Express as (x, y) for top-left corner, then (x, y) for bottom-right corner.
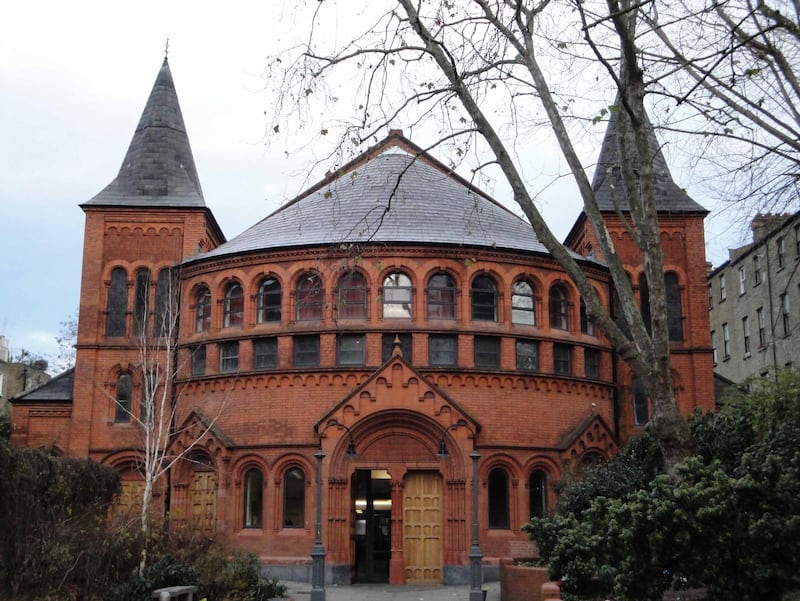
(153, 268), (174, 337)
(639, 273), (651, 334)
(471, 275), (498, 321)
(191, 345), (206, 376)
(283, 468), (305, 528)
(293, 335), (320, 368)
(133, 268), (151, 337)
(243, 468), (263, 528)
(529, 470), (548, 518)
(757, 307), (766, 348)
(337, 334), (366, 366)
(382, 272), (413, 319)
(632, 378), (649, 425)
(738, 266), (746, 295)
(515, 339), (539, 372)
(474, 336), (501, 369)
(795, 224), (800, 258)
(427, 273), (457, 320)
(708, 282), (713, 310)
(753, 255), (762, 285)
(580, 298), (595, 336)
(719, 274), (727, 301)
(488, 468), (510, 529)
(512, 280), (536, 325)
(220, 341), (240, 373)
(115, 372), (132, 423)
(777, 236), (786, 268)
(257, 277), (281, 323)
(742, 316), (751, 356)
(296, 273), (323, 321)
(429, 334), (458, 366)
(553, 343), (572, 375)
(253, 337), (278, 369)
(711, 331), (717, 365)
(195, 287), (212, 333)
(223, 283), (244, 328)
(584, 348), (600, 378)
(665, 272), (684, 342)
(337, 272), (368, 319)
(382, 333), (412, 363)
(549, 284), (569, 330)
(106, 267), (128, 337)
(781, 293), (790, 336)
(722, 322), (730, 359)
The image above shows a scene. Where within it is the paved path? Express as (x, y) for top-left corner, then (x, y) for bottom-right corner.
(282, 580), (501, 601)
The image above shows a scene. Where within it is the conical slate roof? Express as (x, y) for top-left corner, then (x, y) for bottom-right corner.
(591, 111), (706, 214)
(83, 58), (205, 208)
(196, 142), (554, 261)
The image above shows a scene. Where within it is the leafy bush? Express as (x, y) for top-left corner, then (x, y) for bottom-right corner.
(525, 369), (800, 601)
(105, 555), (200, 601)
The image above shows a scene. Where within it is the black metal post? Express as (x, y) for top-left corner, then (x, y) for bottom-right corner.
(311, 447), (326, 601)
(468, 447), (483, 601)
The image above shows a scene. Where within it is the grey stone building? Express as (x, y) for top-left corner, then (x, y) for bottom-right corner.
(0, 336), (51, 412)
(708, 212), (800, 383)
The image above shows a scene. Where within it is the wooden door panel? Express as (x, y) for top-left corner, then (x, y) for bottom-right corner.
(403, 472), (442, 583)
(190, 471), (217, 536)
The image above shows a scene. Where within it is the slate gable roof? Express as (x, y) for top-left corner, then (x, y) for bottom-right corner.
(195, 137), (560, 261)
(83, 58), (205, 208)
(591, 111), (707, 214)
(10, 368), (74, 404)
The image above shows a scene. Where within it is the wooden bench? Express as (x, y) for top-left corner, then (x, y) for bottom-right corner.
(151, 585), (198, 601)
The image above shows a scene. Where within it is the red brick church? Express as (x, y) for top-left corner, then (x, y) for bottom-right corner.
(11, 58), (714, 585)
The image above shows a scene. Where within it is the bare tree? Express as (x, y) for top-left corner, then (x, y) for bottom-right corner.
(263, 0), (719, 468)
(115, 268), (230, 571)
(54, 310), (78, 373)
(641, 0), (800, 216)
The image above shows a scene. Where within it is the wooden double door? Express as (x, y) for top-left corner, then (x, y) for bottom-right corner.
(352, 470), (443, 584)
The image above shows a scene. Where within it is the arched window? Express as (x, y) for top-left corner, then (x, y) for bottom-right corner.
(283, 468), (305, 528)
(512, 280), (536, 325)
(337, 272), (367, 319)
(427, 273), (456, 320)
(382, 272), (412, 318)
(549, 284), (569, 330)
(488, 468), (510, 529)
(243, 468), (263, 528)
(580, 298), (595, 336)
(471, 275), (498, 321)
(106, 267), (128, 337)
(153, 268), (174, 337)
(639, 273), (651, 334)
(133, 268), (150, 337)
(296, 273), (323, 321)
(195, 287), (211, 333)
(257, 277), (282, 323)
(114, 371), (132, 423)
(223, 283), (244, 328)
(529, 470), (548, 518)
(632, 377), (650, 425)
(665, 272), (684, 341)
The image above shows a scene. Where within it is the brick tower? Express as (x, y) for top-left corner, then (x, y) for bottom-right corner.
(69, 57), (224, 459)
(565, 113), (715, 441)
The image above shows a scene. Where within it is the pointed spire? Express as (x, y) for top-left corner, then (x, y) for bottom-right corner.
(591, 108), (706, 214)
(84, 57), (205, 208)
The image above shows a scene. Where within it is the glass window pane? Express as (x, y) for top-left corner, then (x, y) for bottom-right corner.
(243, 469), (263, 528)
(254, 338), (277, 369)
(474, 336), (500, 368)
(337, 334), (365, 366)
(106, 267), (128, 337)
(429, 334), (457, 366)
(516, 340), (538, 371)
(382, 272), (412, 318)
(257, 277), (282, 323)
(471, 276), (497, 321)
(512, 280), (535, 325)
(294, 335), (320, 367)
(283, 468), (305, 527)
(488, 468), (510, 529)
(428, 273), (456, 320)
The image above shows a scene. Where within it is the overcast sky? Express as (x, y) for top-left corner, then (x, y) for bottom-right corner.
(0, 0), (740, 369)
